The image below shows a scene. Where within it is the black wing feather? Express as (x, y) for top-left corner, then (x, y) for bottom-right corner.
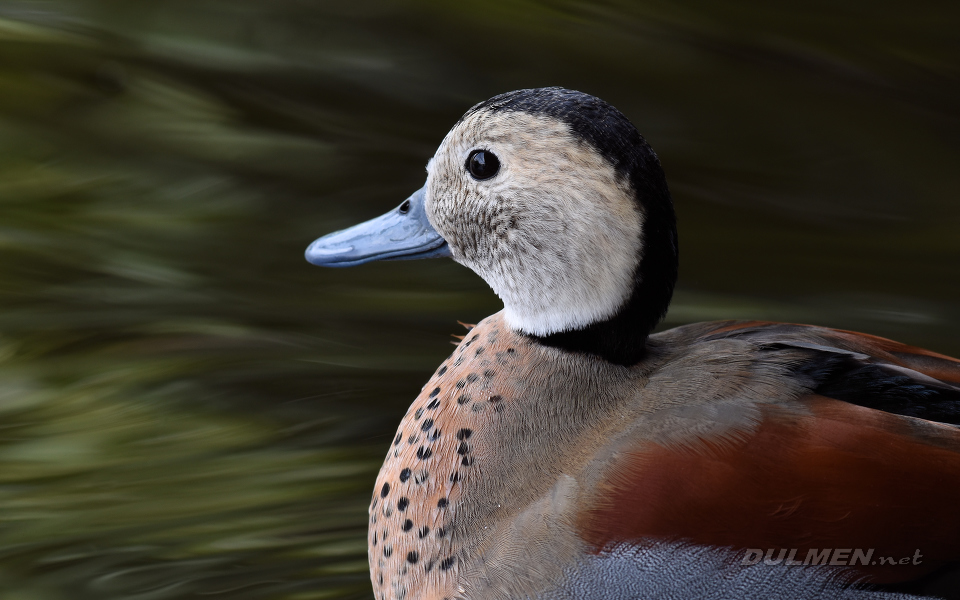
(705, 322), (960, 427)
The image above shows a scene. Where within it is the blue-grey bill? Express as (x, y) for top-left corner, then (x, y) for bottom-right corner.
(305, 187), (451, 267)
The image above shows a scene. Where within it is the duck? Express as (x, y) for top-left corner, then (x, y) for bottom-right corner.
(304, 87), (960, 600)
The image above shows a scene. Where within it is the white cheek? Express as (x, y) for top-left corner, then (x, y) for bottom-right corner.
(426, 110), (643, 337)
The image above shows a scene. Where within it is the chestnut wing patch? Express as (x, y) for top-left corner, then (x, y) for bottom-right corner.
(580, 397), (960, 585)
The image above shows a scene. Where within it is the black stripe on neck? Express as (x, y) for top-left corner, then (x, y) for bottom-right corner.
(530, 179), (677, 365)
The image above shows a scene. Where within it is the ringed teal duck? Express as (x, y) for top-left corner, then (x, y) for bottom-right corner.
(305, 88), (960, 600)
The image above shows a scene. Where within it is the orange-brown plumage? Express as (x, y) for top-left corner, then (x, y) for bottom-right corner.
(582, 394), (960, 584)
(370, 319), (528, 600)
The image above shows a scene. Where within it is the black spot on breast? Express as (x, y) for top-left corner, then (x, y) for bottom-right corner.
(475, 346), (484, 356)
(437, 498), (448, 509)
(399, 468), (411, 483)
(407, 551), (419, 564)
(484, 370), (495, 378)
(436, 526), (446, 538)
(470, 334), (479, 343)
(507, 348), (515, 353)
(414, 408), (424, 419)
(457, 394), (471, 405)
(398, 497), (409, 511)
(415, 469), (430, 484)
(402, 519), (413, 532)
(438, 366), (447, 377)
(490, 395), (502, 403)
(381, 483), (390, 498)
(384, 545), (393, 558)
(456, 442), (469, 455)
(450, 472), (460, 483)
(456, 379), (466, 389)
(407, 434), (418, 444)
(417, 446), (433, 460)
(456, 428), (473, 440)
(440, 556), (457, 570)
(429, 387), (441, 398)
(418, 526), (430, 538)
(421, 419), (434, 431)
(466, 373), (479, 383)
(454, 357), (463, 366)
(394, 433), (402, 446)
(461, 456), (474, 466)
(427, 398), (440, 410)
(429, 429), (441, 441)
(372, 531), (377, 546)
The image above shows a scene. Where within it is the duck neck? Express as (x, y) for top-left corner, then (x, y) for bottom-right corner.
(531, 312), (651, 366)
(529, 294), (662, 366)
(529, 192), (678, 367)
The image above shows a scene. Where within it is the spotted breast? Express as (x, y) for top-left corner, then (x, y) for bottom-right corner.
(369, 314), (651, 600)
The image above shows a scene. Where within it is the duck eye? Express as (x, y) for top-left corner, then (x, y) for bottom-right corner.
(398, 199), (411, 215)
(466, 149), (500, 181)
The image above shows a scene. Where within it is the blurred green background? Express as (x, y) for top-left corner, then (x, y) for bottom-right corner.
(0, 1), (957, 598)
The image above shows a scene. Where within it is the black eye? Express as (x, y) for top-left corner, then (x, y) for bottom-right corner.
(398, 199), (410, 215)
(466, 149), (500, 180)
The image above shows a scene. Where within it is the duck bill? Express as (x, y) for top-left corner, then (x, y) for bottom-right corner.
(305, 187), (451, 267)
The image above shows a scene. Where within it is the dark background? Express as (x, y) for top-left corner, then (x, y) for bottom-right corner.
(0, 1), (957, 598)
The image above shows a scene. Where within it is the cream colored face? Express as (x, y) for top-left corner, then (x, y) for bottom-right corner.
(424, 108), (645, 337)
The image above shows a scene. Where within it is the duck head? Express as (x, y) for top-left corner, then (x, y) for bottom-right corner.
(306, 87), (678, 365)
